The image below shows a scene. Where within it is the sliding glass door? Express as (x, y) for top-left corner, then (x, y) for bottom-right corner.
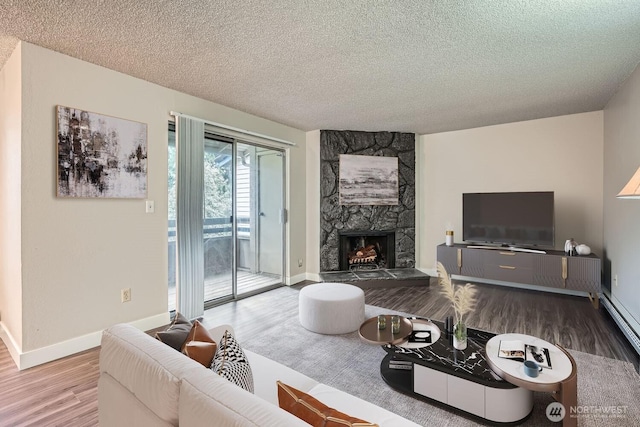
(168, 127), (285, 312)
(236, 143), (284, 297)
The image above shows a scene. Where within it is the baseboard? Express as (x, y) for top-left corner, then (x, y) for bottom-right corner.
(306, 272), (321, 283)
(0, 312), (170, 370)
(0, 321), (21, 369)
(602, 294), (640, 357)
(417, 267), (436, 277)
(287, 273), (308, 285)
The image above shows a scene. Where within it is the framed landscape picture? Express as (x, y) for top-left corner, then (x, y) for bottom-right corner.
(56, 106), (148, 198)
(339, 154), (399, 205)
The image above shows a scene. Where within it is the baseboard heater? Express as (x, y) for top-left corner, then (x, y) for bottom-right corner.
(601, 295), (640, 357)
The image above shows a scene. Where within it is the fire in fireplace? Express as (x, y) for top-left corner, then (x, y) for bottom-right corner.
(338, 231), (395, 271)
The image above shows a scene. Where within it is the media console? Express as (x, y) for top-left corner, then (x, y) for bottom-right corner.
(437, 244), (601, 308)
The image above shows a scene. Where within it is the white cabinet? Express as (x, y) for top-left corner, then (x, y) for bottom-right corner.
(414, 364), (447, 403)
(447, 375), (485, 417)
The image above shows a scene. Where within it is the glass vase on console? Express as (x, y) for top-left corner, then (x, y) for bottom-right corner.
(453, 321), (467, 350)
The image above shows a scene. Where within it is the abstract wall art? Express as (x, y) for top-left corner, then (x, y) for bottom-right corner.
(56, 106), (147, 198)
(339, 154), (398, 205)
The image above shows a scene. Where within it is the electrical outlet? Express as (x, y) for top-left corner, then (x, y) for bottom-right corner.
(614, 274), (618, 287)
(298, 258), (303, 267)
(121, 288), (131, 303)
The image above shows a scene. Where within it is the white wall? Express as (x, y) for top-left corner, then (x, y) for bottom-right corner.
(418, 111), (604, 272)
(0, 42), (23, 354)
(603, 62), (640, 334)
(3, 42), (307, 368)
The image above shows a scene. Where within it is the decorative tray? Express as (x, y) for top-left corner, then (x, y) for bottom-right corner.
(359, 315), (413, 345)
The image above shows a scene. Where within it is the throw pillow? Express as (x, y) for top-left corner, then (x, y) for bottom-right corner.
(211, 330), (254, 393)
(184, 341), (218, 367)
(155, 312), (192, 351)
(181, 320), (217, 367)
(277, 381), (378, 427)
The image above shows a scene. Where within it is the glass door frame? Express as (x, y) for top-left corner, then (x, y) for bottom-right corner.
(169, 121), (287, 312)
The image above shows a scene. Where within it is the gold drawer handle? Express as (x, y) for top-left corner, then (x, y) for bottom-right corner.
(499, 252), (516, 256)
(499, 265), (516, 270)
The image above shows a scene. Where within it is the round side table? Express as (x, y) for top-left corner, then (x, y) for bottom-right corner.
(486, 333), (577, 427)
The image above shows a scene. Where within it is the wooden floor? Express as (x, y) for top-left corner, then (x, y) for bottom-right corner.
(0, 279), (637, 426)
(168, 270), (282, 312)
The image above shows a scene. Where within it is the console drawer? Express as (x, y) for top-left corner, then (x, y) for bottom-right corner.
(484, 264), (533, 284)
(483, 251), (533, 269)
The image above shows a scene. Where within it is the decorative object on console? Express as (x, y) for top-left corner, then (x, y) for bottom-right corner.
(576, 244), (591, 256)
(564, 238), (577, 256)
(617, 166), (640, 199)
(445, 230), (454, 246)
(436, 262), (477, 350)
(211, 330), (254, 393)
(56, 105), (147, 198)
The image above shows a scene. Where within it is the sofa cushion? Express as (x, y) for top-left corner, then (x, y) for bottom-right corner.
(308, 383), (423, 427)
(156, 312), (192, 350)
(244, 349), (319, 405)
(277, 381), (378, 427)
(182, 320), (217, 367)
(179, 372), (310, 427)
(212, 330), (254, 393)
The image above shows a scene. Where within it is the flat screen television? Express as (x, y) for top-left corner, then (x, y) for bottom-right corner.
(463, 191), (554, 248)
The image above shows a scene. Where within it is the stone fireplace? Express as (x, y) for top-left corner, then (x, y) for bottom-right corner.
(320, 130), (415, 272)
(339, 231), (396, 271)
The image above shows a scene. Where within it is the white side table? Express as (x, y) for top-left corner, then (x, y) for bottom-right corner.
(486, 333), (577, 427)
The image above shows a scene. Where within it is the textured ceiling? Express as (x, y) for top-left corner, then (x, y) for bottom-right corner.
(1, 1), (640, 134)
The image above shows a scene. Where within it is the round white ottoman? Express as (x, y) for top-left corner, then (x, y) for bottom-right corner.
(299, 283), (365, 334)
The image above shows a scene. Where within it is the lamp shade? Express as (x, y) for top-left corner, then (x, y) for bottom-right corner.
(617, 166), (640, 199)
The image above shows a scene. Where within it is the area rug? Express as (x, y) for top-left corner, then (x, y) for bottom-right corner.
(242, 304), (640, 426)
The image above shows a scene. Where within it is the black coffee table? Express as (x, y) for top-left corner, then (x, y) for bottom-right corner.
(379, 318), (533, 424)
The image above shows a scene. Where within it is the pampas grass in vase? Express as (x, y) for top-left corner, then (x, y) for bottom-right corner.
(436, 262), (477, 349)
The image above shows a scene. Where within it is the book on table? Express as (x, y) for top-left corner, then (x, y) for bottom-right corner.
(388, 355), (413, 370)
(498, 340), (552, 369)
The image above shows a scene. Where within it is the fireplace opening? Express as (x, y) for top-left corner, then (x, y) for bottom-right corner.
(339, 231), (395, 271)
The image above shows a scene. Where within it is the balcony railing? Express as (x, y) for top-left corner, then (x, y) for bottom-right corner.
(168, 216), (250, 241)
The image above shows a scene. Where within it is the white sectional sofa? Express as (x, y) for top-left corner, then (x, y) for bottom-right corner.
(98, 323), (421, 427)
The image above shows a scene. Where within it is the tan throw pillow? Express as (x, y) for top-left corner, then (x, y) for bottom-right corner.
(277, 381), (378, 427)
(183, 341), (217, 367)
(181, 320), (217, 367)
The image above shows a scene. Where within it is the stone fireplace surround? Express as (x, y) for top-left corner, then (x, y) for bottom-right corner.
(320, 130), (415, 272)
